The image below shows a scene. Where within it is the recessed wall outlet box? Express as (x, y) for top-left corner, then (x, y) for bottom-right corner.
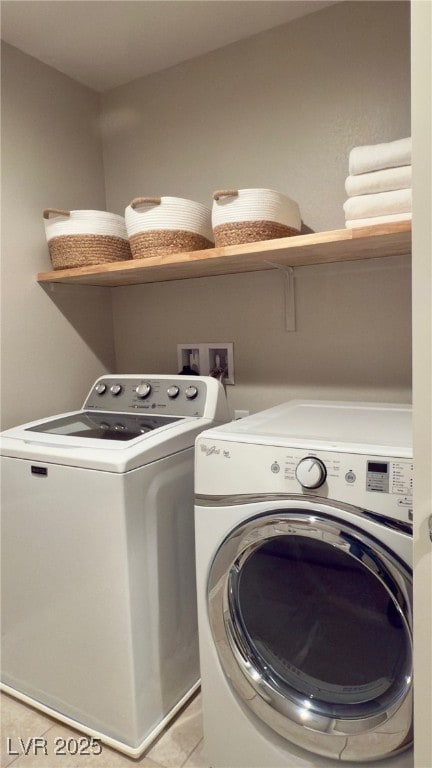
(177, 342), (234, 384)
(208, 343), (234, 385)
(177, 344), (205, 375)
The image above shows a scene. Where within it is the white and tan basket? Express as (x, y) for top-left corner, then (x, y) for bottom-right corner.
(212, 188), (301, 247)
(125, 196), (214, 260)
(43, 209), (132, 270)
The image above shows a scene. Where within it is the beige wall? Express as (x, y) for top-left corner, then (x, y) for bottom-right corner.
(102, 1), (411, 415)
(111, 255), (411, 415)
(411, 0), (432, 764)
(1, 43), (115, 429)
(1, 1), (412, 427)
(102, 1), (410, 231)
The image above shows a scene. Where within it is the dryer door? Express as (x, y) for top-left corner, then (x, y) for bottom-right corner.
(207, 500), (412, 762)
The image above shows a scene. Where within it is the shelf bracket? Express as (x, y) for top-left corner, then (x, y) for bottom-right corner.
(265, 262), (296, 332)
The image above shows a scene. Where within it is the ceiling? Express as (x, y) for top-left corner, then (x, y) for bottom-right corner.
(1, 1), (337, 92)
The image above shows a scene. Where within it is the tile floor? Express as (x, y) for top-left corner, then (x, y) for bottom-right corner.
(1, 690), (209, 768)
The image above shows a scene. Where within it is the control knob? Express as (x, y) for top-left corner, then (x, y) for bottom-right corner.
(295, 457), (327, 489)
(94, 383), (106, 395)
(167, 385), (180, 399)
(135, 383), (152, 399)
(110, 384), (123, 396)
(185, 385), (198, 400)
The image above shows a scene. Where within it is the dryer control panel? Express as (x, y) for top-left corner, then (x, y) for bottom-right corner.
(288, 451), (413, 523)
(195, 437), (414, 525)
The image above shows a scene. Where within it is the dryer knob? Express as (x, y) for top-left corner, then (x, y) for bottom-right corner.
(110, 384), (123, 396)
(94, 383), (107, 395)
(295, 457), (327, 489)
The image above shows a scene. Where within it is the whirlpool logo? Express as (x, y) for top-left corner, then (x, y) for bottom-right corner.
(200, 443), (231, 458)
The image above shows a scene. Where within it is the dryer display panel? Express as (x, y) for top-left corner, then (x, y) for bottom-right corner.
(366, 461), (390, 492)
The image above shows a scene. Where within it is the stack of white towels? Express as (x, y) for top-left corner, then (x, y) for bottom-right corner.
(343, 137), (412, 228)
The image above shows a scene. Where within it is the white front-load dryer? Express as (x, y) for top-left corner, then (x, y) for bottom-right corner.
(195, 400), (413, 767)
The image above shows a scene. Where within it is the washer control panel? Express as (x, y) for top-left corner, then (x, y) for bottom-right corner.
(84, 376), (208, 417)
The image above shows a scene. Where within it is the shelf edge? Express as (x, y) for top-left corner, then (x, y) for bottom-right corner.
(37, 222), (412, 287)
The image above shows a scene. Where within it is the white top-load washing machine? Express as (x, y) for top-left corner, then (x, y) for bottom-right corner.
(195, 400), (413, 768)
(1, 374), (228, 757)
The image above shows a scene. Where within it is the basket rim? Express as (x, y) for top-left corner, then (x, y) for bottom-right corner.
(213, 188), (296, 197)
(126, 196), (211, 211)
(49, 209), (125, 216)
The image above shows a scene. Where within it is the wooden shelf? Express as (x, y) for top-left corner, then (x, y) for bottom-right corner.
(37, 221), (411, 288)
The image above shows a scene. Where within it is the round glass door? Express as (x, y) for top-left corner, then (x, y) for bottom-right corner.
(208, 506), (413, 761)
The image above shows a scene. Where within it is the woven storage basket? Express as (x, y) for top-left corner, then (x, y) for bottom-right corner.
(125, 196), (214, 260)
(43, 209), (132, 270)
(212, 188), (301, 247)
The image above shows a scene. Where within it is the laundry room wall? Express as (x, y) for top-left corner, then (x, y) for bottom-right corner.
(1, 43), (115, 430)
(102, 0), (412, 415)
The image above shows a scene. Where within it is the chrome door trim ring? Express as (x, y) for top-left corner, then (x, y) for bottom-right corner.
(196, 493), (412, 534)
(207, 503), (413, 762)
(196, 493), (413, 536)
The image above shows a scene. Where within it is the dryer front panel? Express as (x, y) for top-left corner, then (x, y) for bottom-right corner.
(207, 501), (412, 762)
(195, 438), (413, 525)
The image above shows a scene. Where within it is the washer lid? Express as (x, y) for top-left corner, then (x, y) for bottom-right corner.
(201, 400), (412, 456)
(0, 409), (212, 471)
(24, 410), (182, 442)
(0, 373), (230, 471)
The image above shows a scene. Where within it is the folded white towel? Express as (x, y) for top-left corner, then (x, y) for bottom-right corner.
(349, 137), (411, 176)
(345, 165), (412, 197)
(345, 212), (412, 229)
(343, 188), (412, 221)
